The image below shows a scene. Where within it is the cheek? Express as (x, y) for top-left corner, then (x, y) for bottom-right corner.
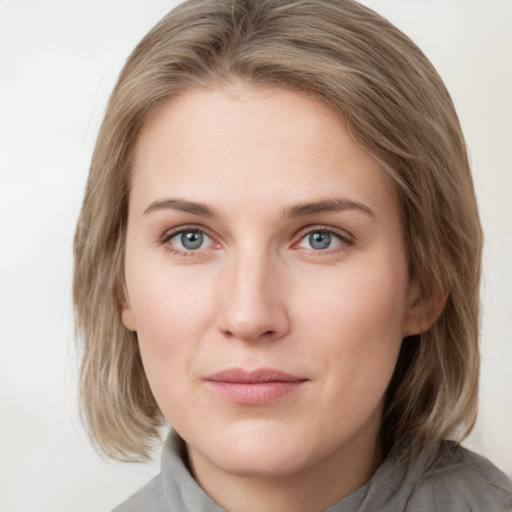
(297, 259), (408, 393)
(124, 254), (219, 372)
(127, 278), (213, 422)
(299, 258), (408, 341)
(141, 276), (214, 334)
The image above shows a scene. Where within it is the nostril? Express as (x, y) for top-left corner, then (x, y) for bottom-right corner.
(223, 329), (275, 341)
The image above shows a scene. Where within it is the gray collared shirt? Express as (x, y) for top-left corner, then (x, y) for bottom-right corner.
(113, 431), (512, 511)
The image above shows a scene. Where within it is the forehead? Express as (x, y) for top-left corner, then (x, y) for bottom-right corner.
(130, 85), (398, 222)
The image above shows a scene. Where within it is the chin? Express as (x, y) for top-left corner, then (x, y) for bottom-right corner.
(211, 443), (311, 478)
(188, 421), (331, 479)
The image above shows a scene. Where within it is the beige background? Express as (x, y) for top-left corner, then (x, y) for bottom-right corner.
(0, 1), (510, 510)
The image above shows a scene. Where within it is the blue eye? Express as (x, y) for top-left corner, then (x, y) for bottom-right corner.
(167, 229), (213, 251)
(298, 230), (343, 250)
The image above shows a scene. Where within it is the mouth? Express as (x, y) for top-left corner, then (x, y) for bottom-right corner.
(204, 368), (307, 405)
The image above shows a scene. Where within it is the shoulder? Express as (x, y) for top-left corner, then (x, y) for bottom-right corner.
(111, 474), (167, 512)
(407, 441), (512, 512)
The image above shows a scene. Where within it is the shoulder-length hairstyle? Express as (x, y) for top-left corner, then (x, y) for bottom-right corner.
(74, 0), (482, 461)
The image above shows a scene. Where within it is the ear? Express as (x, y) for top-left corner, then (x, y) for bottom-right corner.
(402, 277), (447, 337)
(121, 305), (137, 332)
(119, 284), (137, 332)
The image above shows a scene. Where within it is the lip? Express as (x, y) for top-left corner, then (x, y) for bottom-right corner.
(205, 368), (307, 405)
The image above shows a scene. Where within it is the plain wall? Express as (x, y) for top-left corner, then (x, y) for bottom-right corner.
(0, 1), (511, 510)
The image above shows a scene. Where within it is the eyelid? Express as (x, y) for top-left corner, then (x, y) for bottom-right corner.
(294, 225), (355, 245)
(161, 223), (211, 241)
(160, 224), (220, 255)
(159, 223), (354, 256)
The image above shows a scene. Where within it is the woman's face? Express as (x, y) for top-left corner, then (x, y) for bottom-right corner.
(122, 86), (421, 483)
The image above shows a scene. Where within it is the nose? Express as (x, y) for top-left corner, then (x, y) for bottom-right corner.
(216, 248), (291, 343)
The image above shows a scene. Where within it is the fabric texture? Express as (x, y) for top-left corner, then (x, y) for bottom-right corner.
(113, 431), (512, 512)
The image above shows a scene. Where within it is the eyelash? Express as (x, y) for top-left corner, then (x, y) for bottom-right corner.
(294, 226), (354, 254)
(160, 225), (354, 258)
(160, 225), (216, 257)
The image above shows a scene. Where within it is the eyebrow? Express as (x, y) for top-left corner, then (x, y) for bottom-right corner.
(284, 198), (375, 219)
(142, 197), (375, 219)
(143, 198), (216, 217)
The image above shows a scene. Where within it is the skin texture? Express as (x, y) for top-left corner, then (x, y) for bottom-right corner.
(122, 85), (424, 512)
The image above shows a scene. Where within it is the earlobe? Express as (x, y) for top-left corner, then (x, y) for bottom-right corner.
(119, 284), (137, 331)
(402, 279), (447, 337)
(121, 306), (137, 332)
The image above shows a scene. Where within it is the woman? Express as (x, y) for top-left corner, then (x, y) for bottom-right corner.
(73, 0), (512, 510)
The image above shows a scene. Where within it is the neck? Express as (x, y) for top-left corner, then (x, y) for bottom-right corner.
(187, 427), (382, 512)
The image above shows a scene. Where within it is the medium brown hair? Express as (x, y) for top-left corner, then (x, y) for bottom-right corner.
(74, 0), (482, 461)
